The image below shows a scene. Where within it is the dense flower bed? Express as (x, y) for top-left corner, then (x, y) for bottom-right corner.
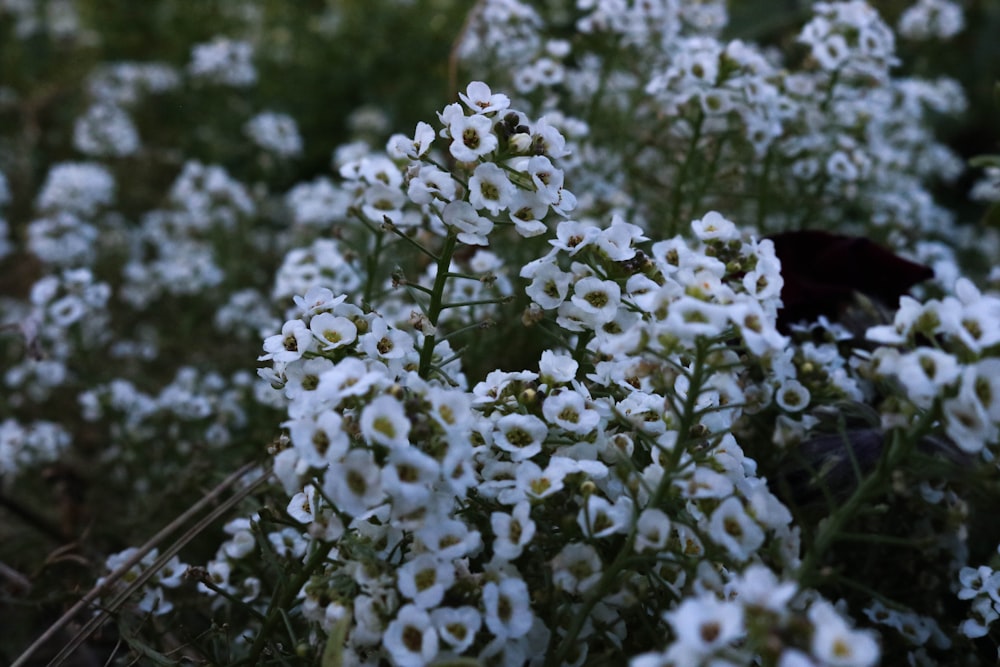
(3, 0), (1000, 665)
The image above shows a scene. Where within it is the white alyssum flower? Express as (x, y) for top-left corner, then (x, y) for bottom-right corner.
(36, 162), (115, 216)
(551, 542), (602, 594)
(188, 37), (257, 86)
(634, 508), (672, 553)
(468, 162), (515, 215)
(491, 501), (536, 559)
(322, 448), (384, 517)
(541, 390), (600, 435)
(359, 395), (411, 449)
(244, 111), (303, 157)
(775, 379), (811, 412)
(808, 600), (880, 667)
(482, 578), (533, 639)
(261, 319), (313, 363)
(708, 496), (766, 561)
(492, 413), (548, 461)
(459, 81), (511, 114)
(309, 312), (358, 351)
(570, 276), (622, 325)
(442, 200), (494, 246)
(665, 594), (745, 656)
(446, 112), (499, 162)
(384, 604), (439, 667)
(73, 102), (140, 157)
(431, 606), (482, 653)
(387, 121), (436, 159)
(396, 554), (456, 609)
(286, 411), (349, 466)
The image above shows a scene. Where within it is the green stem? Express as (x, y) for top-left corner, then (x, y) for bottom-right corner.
(418, 233), (459, 379)
(795, 409), (934, 588)
(384, 221), (440, 261)
(440, 296), (512, 309)
(364, 230), (384, 306)
(242, 540), (335, 665)
(755, 145), (775, 230)
(669, 109), (705, 235)
(546, 340), (713, 666)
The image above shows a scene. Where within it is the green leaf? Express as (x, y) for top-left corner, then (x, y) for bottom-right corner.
(321, 609), (352, 667)
(970, 155), (1000, 169)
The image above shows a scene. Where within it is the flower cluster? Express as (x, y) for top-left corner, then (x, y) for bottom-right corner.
(3, 1), (999, 665)
(868, 278), (1000, 454)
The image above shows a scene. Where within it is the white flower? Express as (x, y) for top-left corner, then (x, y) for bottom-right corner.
(387, 121), (435, 159)
(551, 542), (602, 594)
(523, 155), (563, 204)
(442, 200), (494, 246)
(261, 319), (313, 363)
(530, 118), (569, 158)
(942, 387), (997, 454)
(538, 349), (578, 384)
(570, 277), (622, 325)
(73, 103), (140, 157)
(359, 317), (415, 361)
(359, 395), (411, 449)
(775, 379), (811, 412)
(382, 447), (440, 512)
(361, 182), (407, 225)
(577, 494), (630, 538)
(408, 165), (458, 208)
(958, 566), (995, 600)
(459, 81), (511, 114)
(384, 604), (439, 667)
(493, 413), (548, 461)
(397, 554), (456, 609)
(708, 496), (765, 561)
(426, 386), (473, 430)
(523, 259), (572, 310)
(674, 466), (735, 499)
(811, 33), (850, 70)
(634, 508), (672, 553)
(322, 448), (384, 517)
(726, 565), (797, 613)
(898, 0), (965, 40)
(244, 111), (302, 157)
(960, 596), (999, 639)
(286, 485), (318, 523)
(595, 216), (647, 261)
(808, 600), (880, 667)
(36, 162), (115, 216)
(468, 162), (515, 215)
(498, 458), (571, 504)
(542, 390), (600, 435)
(315, 357), (384, 406)
(417, 519), (482, 560)
(448, 113), (498, 162)
(491, 501), (536, 559)
(665, 594), (745, 655)
(483, 578), (533, 639)
(729, 300), (787, 355)
(431, 605), (482, 653)
(508, 189), (550, 236)
(663, 297), (730, 341)
(293, 286), (344, 317)
(691, 211), (739, 242)
(188, 38), (257, 86)
(286, 411), (349, 466)
(309, 312), (357, 351)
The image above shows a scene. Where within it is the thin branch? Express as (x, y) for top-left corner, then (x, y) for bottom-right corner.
(10, 461), (267, 667)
